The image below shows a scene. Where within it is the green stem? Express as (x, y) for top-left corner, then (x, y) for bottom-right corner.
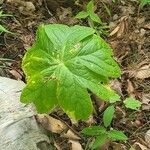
(88, 17), (100, 36)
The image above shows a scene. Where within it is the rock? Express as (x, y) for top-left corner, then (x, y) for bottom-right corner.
(0, 77), (52, 150)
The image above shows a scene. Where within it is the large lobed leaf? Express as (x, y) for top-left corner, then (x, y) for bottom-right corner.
(21, 24), (121, 120)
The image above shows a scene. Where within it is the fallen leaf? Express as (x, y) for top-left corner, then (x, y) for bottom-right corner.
(36, 114), (68, 133)
(112, 142), (126, 150)
(9, 69), (22, 80)
(109, 25), (120, 36)
(54, 142), (61, 150)
(62, 129), (81, 140)
(69, 140), (83, 150)
(117, 20), (125, 37)
(133, 142), (148, 150)
(127, 80), (135, 98)
(134, 64), (150, 79)
(109, 16), (128, 37)
(142, 94), (150, 111)
(145, 130), (150, 148)
(143, 23), (150, 29)
(110, 79), (123, 96)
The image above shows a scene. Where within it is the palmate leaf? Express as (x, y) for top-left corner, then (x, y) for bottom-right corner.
(21, 24), (121, 120)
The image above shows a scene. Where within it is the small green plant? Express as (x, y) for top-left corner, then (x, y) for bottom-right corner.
(82, 127), (127, 149)
(75, 1), (101, 23)
(0, 11), (12, 34)
(81, 98), (141, 149)
(81, 106), (127, 149)
(21, 24), (121, 120)
(139, 0), (150, 7)
(75, 1), (109, 36)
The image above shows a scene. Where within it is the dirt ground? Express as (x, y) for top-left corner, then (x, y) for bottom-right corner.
(0, 0), (150, 149)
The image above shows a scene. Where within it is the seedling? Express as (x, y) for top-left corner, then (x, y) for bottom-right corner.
(21, 24), (121, 120)
(81, 98), (141, 149)
(75, 1), (109, 36)
(81, 105), (127, 149)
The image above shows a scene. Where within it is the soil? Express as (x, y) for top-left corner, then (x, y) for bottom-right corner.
(0, 0), (150, 150)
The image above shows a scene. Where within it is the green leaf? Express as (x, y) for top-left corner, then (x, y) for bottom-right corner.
(92, 134), (108, 149)
(21, 75), (57, 113)
(86, 1), (101, 23)
(81, 126), (106, 136)
(103, 105), (115, 127)
(139, 0), (150, 7)
(89, 13), (101, 23)
(21, 24), (121, 120)
(75, 11), (89, 19)
(123, 97), (142, 110)
(108, 129), (128, 141)
(87, 1), (94, 14)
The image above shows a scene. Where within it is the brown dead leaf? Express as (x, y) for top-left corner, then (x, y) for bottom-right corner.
(127, 80), (135, 98)
(9, 69), (22, 80)
(142, 94), (150, 111)
(110, 79), (123, 96)
(134, 64), (150, 79)
(36, 114), (68, 133)
(145, 130), (150, 148)
(133, 142), (148, 150)
(54, 142), (61, 150)
(109, 25), (120, 36)
(112, 142), (126, 150)
(69, 140), (83, 150)
(109, 16), (128, 37)
(62, 129), (81, 140)
(117, 20), (125, 38)
(143, 23), (150, 29)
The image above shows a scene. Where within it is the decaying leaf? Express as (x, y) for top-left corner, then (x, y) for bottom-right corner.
(133, 142), (148, 150)
(109, 16), (128, 37)
(110, 79), (123, 96)
(143, 23), (150, 29)
(142, 94), (150, 111)
(127, 80), (135, 98)
(69, 140), (83, 150)
(131, 64), (150, 79)
(145, 130), (150, 148)
(112, 142), (126, 150)
(9, 69), (22, 80)
(36, 114), (68, 133)
(54, 142), (61, 150)
(109, 25), (120, 36)
(62, 129), (81, 140)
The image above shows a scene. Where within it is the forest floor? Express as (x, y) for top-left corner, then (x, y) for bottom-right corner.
(0, 0), (150, 150)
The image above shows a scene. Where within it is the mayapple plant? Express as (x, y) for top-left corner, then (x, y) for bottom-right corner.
(21, 24), (121, 120)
